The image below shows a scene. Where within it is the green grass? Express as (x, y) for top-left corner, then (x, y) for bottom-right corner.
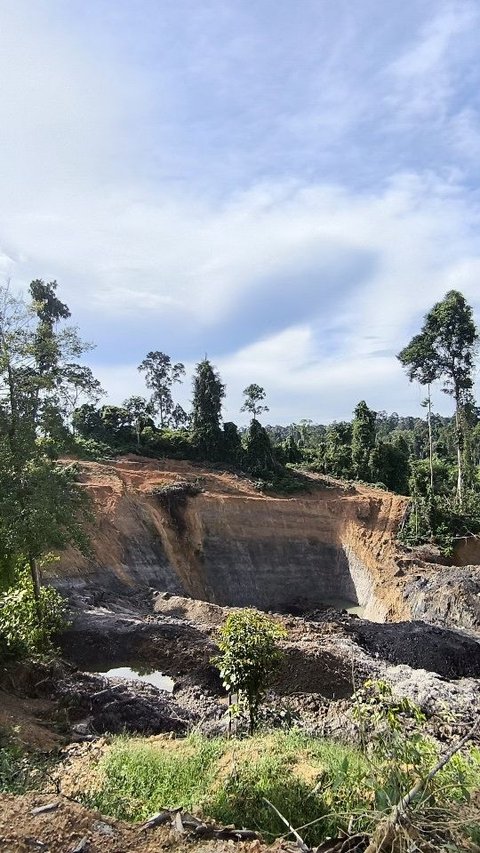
(82, 729), (480, 847)
(83, 731), (371, 844)
(0, 727), (50, 794)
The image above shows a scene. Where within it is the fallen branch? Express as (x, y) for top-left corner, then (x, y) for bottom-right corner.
(138, 807), (259, 842)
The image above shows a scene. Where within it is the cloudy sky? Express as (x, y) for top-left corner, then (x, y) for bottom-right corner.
(1, 0), (480, 424)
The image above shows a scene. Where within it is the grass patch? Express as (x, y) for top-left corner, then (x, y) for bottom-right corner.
(81, 729), (480, 847)
(0, 727), (53, 794)
(83, 731), (370, 844)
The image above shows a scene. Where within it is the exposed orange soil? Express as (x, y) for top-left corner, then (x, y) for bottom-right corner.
(48, 457), (416, 619)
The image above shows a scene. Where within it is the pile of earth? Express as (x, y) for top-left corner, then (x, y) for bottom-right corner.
(0, 793), (280, 853)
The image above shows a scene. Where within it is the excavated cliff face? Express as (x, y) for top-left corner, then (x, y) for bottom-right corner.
(48, 457), (415, 622)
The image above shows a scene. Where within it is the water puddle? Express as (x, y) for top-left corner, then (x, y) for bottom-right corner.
(96, 666), (175, 693)
(322, 599), (365, 617)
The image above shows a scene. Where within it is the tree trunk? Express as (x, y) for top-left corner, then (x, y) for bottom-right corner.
(455, 399), (463, 508)
(28, 553), (42, 622)
(427, 384), (434, 493)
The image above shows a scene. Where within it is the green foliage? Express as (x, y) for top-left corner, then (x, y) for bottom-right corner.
(122, 396), (155, 446)
(0, 726), (58, 793)
(141, 426), (193, 458)
(0, 562), (68, 659)
(324, 421), (353, 478)
(252, 468), (307, 495)
(83, 731), (369, 844)
(369, 435), (410, 494)
(138, 351), (185, 428)
(353, 680), (480, 813)
(241, 384), (269, 420)
(398, 290), (479, 506)
(222, 421), (244, 463)
(283, 434), (302, 463)
(83, 723), (480, 847)
(213, 610), (286, 734)
(244, 419), (277, 475)
(191, 359), (226, 459)
(399, 468), (480, 554)
(0, 282), (94, 600)
(0, 454), (91, 584)
(0, 734), (26, 794)
(352, 400), (376, 481)
(70, 435), (116, 460)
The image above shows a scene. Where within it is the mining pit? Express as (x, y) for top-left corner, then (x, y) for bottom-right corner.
(4, 456), (479, 748)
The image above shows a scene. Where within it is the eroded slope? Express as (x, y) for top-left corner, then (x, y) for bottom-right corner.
(48, 457), (415, 621)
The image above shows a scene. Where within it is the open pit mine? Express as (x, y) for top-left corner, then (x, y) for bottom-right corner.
(10, 456), (469, 734)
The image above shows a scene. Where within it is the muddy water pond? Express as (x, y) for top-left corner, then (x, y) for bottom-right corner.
(322, 599), (365, 617)
(95, 666), (175, 693)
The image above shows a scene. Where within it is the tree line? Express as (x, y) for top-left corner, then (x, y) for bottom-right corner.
(1, 278), (479, 630)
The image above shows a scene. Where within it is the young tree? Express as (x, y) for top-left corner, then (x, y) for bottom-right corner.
(138, 351), (185, 427)
(223, 421), (244, 463)
(170, 403), (190, 430)
(191, 358), (225, 458)
(351, 401), (376, 481)
(241, 384), (269, 420)
(213, 609), (286, 735)
(283, 433), (302, 463)
(398, 291), (478, 506)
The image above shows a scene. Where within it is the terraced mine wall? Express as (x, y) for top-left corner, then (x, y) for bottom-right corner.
(50, 459), (410, 621)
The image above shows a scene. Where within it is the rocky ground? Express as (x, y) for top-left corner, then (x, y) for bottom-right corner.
(2, 590), (479, 751)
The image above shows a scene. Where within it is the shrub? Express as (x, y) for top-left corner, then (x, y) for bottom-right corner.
(0, 563), (68, 659)
(213, 610), (286, 734)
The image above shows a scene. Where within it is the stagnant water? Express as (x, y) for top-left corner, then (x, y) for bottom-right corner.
(322, 598), (365, 617)
(96, 666), (175, 693)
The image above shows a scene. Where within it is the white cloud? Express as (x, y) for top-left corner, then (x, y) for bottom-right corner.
(386, 2), (478, 121)
(1, 1), (480, 424)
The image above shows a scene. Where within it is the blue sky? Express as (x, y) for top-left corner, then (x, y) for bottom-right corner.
(1, 0), (480, 423)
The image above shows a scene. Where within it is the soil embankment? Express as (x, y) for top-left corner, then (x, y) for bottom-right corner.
(50, 457), (411, 621)
(48, 457), (480, 632)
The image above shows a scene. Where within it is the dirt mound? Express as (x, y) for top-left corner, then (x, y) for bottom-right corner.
(346, 618), (480, 678)
(0, 793), (274, 853)
(404, 565), (480, 631)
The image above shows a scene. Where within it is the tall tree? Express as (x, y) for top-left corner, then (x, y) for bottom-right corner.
(351, 401), (376, 481)
(191, 358), (225, 459)
(138, 351), (185, 427)
(123, 396), (154, 446)
(398, 290), (478, 506)
(324, 422), (352, 478)
(241, 384), (269, 420)
(0, 283), (91, 606)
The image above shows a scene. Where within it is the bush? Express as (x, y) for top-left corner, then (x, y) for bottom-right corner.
(71, 436), (116, 460)
(0, 563), (68, 659)
(142, 427), (193, 458)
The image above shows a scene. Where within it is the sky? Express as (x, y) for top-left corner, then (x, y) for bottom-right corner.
(1, 0), (480, 424)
